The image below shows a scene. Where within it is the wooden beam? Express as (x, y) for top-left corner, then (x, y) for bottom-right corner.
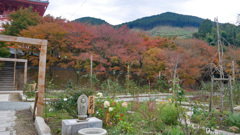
(0, 58), (27, 63)
(0, 35), (47, 46)
(24, 62), (27, 85)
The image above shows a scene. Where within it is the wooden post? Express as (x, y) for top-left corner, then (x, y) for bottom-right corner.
(229, 76), (234, 114)
(33, 91), (39, 120)
(37, 45), (47, 117)
(220, 80), (224, 113)
(127, 65), (130, 91)
(24, 61), (27, 84)
(90, 55), (93, 89)
(209, 77), (214, 112)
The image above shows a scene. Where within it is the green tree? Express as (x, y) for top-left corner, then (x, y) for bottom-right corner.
(0, 42), (10, 57)
(198, 19), (213, 38)
(3, 7), (41, 36)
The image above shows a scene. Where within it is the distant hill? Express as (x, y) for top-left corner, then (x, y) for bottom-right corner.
(118, 12), (204, 30)
(73, 12), (205, 38)
(73, 17), (109, 25)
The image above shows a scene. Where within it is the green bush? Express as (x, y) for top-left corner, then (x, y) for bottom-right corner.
(100, 78), (123, 96)
(160, 103), (179, 125)
(228, 113), (240, 128)
(165, 125), (185, 135)
(50, 88), (93, 118)
(109, 121), (135, 134)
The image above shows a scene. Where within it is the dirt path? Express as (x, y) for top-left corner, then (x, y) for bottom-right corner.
(5, 93), (38, 135)
(14, 109), (38, 135)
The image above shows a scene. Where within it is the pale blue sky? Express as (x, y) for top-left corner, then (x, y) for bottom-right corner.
(45, 0), (240, 25)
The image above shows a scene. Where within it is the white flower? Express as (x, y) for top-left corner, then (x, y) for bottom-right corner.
(96, 92), (103, 97)
(122, 102), (128, 108)
(64, 98), (67, 101)
(104, 101), (110, 108)
(109, 107), (114, 112)
(49, 109), (53, 112)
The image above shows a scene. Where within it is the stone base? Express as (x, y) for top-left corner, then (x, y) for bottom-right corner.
(62, 117), (102, 135)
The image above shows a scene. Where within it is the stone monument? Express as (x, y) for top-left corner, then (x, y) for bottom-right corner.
(77, 94), (88, 121)
(62, 94), (103, 135)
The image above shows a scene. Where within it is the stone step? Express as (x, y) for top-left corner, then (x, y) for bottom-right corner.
(0, 82), (14, 84)
(0, 70), (13, 71)
(0, 77), (14, 79)
(0, 87), (16, 89)
(0, 127), (6, 132)
(0, 87), (14, 90)
(0, 82), (14, 85)
(0, 89), (15, 91)
(0, 72), (13, 74)
(1, 75), (13, 78)
(0, 77), (13, 79)
(0, 130), (16, 135)
(0, 84), (14, 86)
(0, 79), (13, 81)
(0, 75), (14, 77)
(0, 87), (15, 89)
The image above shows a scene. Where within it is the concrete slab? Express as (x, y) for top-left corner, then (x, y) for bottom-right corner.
(0, 131), (10, 135)
(0, 94), (10, 102)
(62, 117), (102, 135)
(35, 116), (51, 135)
(0, 127), (6, 132)
(0, 110), (15, 135)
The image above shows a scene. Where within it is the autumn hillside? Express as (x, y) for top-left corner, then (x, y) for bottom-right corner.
(1, 8), (240, 90)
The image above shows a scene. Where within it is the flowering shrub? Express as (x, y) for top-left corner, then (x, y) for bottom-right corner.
(50, 88), (93, 117)
(94, 94), (128, 127)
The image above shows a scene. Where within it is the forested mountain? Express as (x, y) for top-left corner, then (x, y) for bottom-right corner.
(193, 19), (240, 47)
(74, 12), (205, 29)
(73, 17), (109, 25)
(117, 12), (204, 30)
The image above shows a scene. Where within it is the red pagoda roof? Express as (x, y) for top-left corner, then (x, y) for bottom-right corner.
(0, 0), (49, 16)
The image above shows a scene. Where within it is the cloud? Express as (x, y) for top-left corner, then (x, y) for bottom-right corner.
(45, 0), (240, 25)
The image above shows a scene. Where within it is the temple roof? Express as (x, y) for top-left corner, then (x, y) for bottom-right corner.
(0, 0), (49, 16)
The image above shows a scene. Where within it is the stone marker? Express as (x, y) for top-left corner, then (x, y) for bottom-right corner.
(77, 94), (88, 121)
(62, 94), (103, 135)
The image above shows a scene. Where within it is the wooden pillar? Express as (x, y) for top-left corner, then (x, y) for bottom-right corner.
(24, 61), (27, 85)
(37, 45), (47, 117)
